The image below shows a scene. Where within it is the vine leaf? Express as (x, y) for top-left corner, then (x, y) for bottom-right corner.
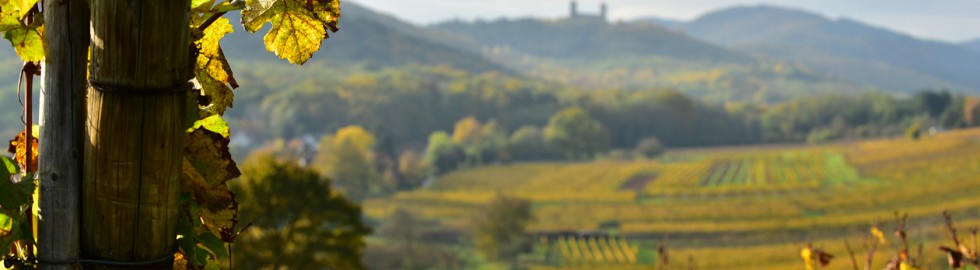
(182, 117), (241, 235)
(182, 127), (240, 211)
(3, 21), (43, 62)
(0, 156), (32, 250)
(7, 126), (38, 174)
(241, 0), (341, 64)
(0, 0), (43, 62)
(194, 17), (237, 115)
(192, 0), (218, 13)
(0, 0), (37, 29)
(189, 115), (231, 138)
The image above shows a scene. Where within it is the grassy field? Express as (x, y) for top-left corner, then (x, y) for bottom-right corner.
(364, 128), (980, 269)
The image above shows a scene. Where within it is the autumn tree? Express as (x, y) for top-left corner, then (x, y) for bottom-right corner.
(451, 116), (506, 165)
(314, 125), (381, 201)
(233, 152), (370, 269)
(544, 107), (610, 159)
(398, 149), (431, 189)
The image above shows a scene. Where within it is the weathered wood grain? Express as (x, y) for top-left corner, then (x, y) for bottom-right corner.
(82, 1), (190, 268)
(39, 0), (89, 269)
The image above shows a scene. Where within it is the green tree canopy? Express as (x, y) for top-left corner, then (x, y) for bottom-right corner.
(472, 194), (533, 264)
(232, 152), (371, 269)
(424, 131), (464, 174)
(544, 106), (610, 159)
(508, 125), (553, 160)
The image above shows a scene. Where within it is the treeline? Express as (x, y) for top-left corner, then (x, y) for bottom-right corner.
(753, 91), (971, 143)
(229, 65), (975, 192)
(230, 65), (752, 154)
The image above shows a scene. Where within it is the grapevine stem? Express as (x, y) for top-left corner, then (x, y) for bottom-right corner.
(198, 11), (228, 32)
(24, 61), (37, 260)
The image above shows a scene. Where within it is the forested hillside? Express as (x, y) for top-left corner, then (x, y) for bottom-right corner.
(962, 38), (980, 53)
(3, 2), (975, 155)
(434, 18), (750, 62)
(431, 14), (877, 102)
(667, 5), (980, 93)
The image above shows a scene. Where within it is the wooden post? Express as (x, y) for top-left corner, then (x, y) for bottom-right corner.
(82, 1), (189, 268)
(38, 0), (89, 269)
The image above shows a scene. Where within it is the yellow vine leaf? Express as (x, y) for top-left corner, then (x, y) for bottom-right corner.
(241, 0), (341, 64)
(7, 125), (38, 174)
(194, 17), (237, 115)
(0, 0), (37, 31)
(189, 115), (231, 138)
(191, 0), (217, 13)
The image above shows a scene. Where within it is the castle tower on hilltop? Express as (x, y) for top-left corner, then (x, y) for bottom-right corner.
(600, 2), (607, 20)
(570, 1), (578, 18)
(569, 1), (607, 21)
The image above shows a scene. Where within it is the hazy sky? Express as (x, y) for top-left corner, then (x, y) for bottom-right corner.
(351, 0), (980, 43)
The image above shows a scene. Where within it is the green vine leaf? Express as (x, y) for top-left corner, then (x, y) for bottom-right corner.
(196, 232), (229, 259)
(241, 0), (341, 64)
(0, 157), (32, 214)
(0, 156), (32, 250)
(2, 16), (43, 62)
(189, 115), (231, 138)
(194, 17), (237, 116)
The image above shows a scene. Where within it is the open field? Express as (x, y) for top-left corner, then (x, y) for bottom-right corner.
(364, 128), (980, 269)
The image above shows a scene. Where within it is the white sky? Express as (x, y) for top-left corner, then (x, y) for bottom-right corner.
(350, 0), (980, 43)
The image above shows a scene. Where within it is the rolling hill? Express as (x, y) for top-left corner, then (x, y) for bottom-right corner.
(676, 5), (980, 93)
(430, 16), (873, 102)
(220, 1), (507, 74)
(433, 18), (751, 63)
(962, 38), (980, 53)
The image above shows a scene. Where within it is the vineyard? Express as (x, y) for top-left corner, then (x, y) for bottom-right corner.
(364, 128), (980, 269)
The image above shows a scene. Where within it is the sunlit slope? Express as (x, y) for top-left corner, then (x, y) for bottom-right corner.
(365, 128), (980, 265)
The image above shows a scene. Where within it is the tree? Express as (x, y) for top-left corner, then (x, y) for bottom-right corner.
(473, 194), (533, 264)
(635, 137), (665, 159)
(544, 107), (610, 159)
(233, 152), (370, 269)
(398, 149), (431, 189)
(508, 125), (553, 161)
(451, 116), (507, 165)
(314, 125), (380, 202)
(424, 131), (464, 174)
(965, 97), (980, 127)
(914, 90), (952, 117)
